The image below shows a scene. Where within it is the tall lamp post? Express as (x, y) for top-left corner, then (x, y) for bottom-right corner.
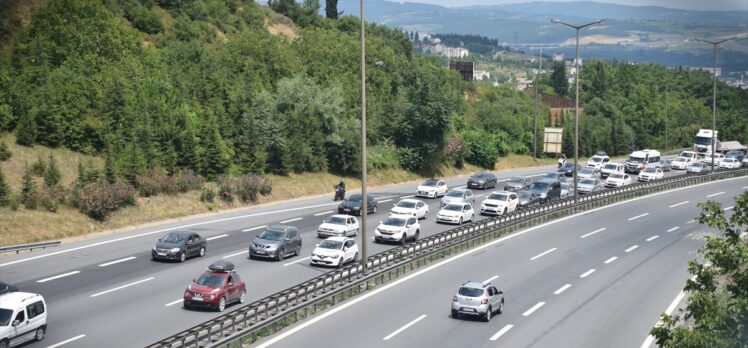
(359, 0), (368, 274)
(693, 36), (736, 173)
(551, 18), (603, 203)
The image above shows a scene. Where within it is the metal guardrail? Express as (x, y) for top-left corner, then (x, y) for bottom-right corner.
(146, 169), (748, 348)
(0, 241), (61, 254)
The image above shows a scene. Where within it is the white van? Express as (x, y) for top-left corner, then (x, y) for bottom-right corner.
(625, 149), (661, 174)
(0, 292), (47, 347)
(679, 151), (697, 162)
(600, 162), (625, 179)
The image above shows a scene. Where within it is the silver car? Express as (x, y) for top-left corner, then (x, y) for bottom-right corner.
(451, 281), (504, 321)
(577, 178), (605, 194)
(440, 188), (475, 207)
(249, 225), (302, 261)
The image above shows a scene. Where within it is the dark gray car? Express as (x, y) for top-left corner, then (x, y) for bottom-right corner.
(517, 190), (541, 208)
(526, 178), (561, 203)
(467, 172), (498, 189)
(249, 225), (302, 261)
(152, 231), (207, 262)
(504, 176), (532, 192)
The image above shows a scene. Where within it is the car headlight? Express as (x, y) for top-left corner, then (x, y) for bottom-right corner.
(170, 247), (181, 253)
(152, 246), (157, 251)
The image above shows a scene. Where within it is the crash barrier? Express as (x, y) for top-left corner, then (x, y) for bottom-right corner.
(0, 240), (61, 254)
(146, 168), (747, 348)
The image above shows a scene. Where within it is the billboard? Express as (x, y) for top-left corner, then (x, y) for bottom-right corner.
(449, 61), (474, 82)
(544, 127), (563, 154)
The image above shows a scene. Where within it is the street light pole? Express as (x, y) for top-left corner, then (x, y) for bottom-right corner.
(551, 18), (603, 203)
(533, 46), (544, 160)
(693, 36), (736, 173)
(359, 0), (368, 274)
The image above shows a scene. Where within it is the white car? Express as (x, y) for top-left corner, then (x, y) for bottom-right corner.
(375, 215), (420, 244)
(670, 156), (690, 170)
(310, 237), (359, 268)
(704, 154), (725, 167)
(743, 156), (748, 167)
(0, 292), (47, 347)
(480, 191), (519, 216)
(416, 179), (448, 198)
(719, 158), (741, 169)
(586, 153), (610, 171)
(605, 173), (632, 188)
(390, 199), (429, 219)
(600, 162), (625, 179)
(437, 202), (474, 225)
(316, 214), (359, 238)
(687, 162), (708, 174)
(638, 166), (664, 181)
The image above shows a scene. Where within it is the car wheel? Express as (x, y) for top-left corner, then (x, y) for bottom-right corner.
(414, 230), (420, 241)
(451, 309), (459, 319)
(337, 257), (345, 268)
(484, 306), (492, 322)
(353, 252), (359, 262)
(179, 251), (186, 263)
(217, 296), (226, 312)
(0, 339), (8, 348)
(423, 211), (428, 219)
(184, 302), (192, 310)
(372, 205), (377, 214)
(277, 248), (285, 261)
(199, 247), (205, 257)
(497, 299), (504, 314)
(34, 327), (45, 342)
(239, 289), (247, 304)
(401, 235), (407, 246)
(458, 217), (463, 225)
(294, 246), (300, 257)
(503, 207), (507, 215)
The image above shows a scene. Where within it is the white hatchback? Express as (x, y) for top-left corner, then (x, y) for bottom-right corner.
(719, 158), (741, 169)
(310, 237), (359, 268)
(316, 214), (359, 238)
(437, 203), (474, 225)
(480, 191), (519, 216)
(390, 199), (429, 219)
(0, 292), (47, 347)
(375, 215), (421, 244)
(670, 157), (690, 170)
(416, 179), (448, 198)
(638, 167), (664, 181)
(605, 173), (632, 188)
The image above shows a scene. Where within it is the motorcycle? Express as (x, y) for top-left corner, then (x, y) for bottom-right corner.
(334, 185), (345, 201)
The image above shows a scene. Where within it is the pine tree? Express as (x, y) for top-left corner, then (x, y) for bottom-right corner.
(44, 154), (61, 187)
(198, 119), (229, 180)
(20, 163), (38, 209)
(0, 166), (9, 206)
(0, 141), (11, 161)
(105, 153), (117, 184)
(15, 112), (37, 146)
(76, 159), (86, 187)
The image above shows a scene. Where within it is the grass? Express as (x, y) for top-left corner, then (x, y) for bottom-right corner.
(0, 135), (557, 246)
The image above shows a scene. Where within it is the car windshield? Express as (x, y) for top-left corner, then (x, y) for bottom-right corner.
(325, 216), (347, 225)
(447, 191), (464, 198)
(196, 274), (225, 287)
(643, 167), (656, 173)
(580, 179), (595, 185)
(562, 164), (575, 170)
(444, 204), (463, 211)
(604, 164), (618, 170)
(458, 287), (484, 297)
(396, 201), (416, 209)
(421, 180), (437, 187)
(160, 232), (185, 243)
(258, 229), (285, 241)
(346, 194), (362, 202)
(509, 177), (525, 184)
(590, 156), (603, 163)
(673, 157), (686, 162)
(518, 191), (532, 199)
(610, 174), (625, 179)
(530, 182), (549, 190)
(319, 240), (343, 250)
(0, 308), (11, 326)
(382, 217), (407, 227)
(628, 156), (646, 164)
(487, 193), (509, 201)
(694, 136), (711, 145)
(472, 173), (487, 179)
(580, 169), (593, 175)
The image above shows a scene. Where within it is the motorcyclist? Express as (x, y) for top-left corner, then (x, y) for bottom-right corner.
(334, 179), (346, 201)
(558, 154), (567, 168)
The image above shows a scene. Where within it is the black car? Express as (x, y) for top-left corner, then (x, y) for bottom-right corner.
(467, 172), (498, 189)
(504, 176), (532, 192)
(0, 282), (17, 296)
(338, 194), (378, 216)
(517, 190), (541, 208)
(558, 163), (581, 177)
(152, 231), (207, 262)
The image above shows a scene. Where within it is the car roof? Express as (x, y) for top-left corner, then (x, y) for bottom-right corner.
(324, 236), (352, 242)
(445, 201), (470, 207)
(267, 225), (297, 231)
(0, 292), (43, 307)
(461, 281), (489, 289)
(450, 188), (470, 193)
(330, 214), (353, 218)
(536, 178), (557, 183)
(167, 230), (192, 236)
(398, 198), (420, 204)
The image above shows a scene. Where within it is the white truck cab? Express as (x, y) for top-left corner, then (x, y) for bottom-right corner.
(625, 149), (661, 174)
(0, 292), (47, 347)
(694, 129), (719, 154)
(679, 151), (697, 162)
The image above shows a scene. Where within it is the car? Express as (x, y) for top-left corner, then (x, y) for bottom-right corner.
(625, 149), (661, 174)
(719, 157), (742, 169)
(0, 283), (17, 297)
(152, 231), (207, 262)
(437, 202), (475, 225)
(600, 162), (625, 179)
(440, 188), (475, 207)
(183, 260), (246, 312)
(638, 166), (664, 181)
(451, 281), (504, 321)
(467, 172), (498, 189)
(724, 150), (745, 163)
(743, 156), (748, 167)
(670, 157), (690, 170)
(577, 178), (605, 194)
(390, 199), (429, 219)
(480, 191), (519, 216)
(560, 182), (574, 199)
(543, 171), (567, 182)
(0, 292), (47, 347)
(687, 162), (709, 174)
(249, 225), (302, 260)
(338, 194), (377, 215)
(577, 168), (597, 179)
(558, 163), (581, 177)
(586, 151), (610, 171)
(526, 178), (561, 203)
(679, 151), (698, 162)
(703, 153), (725, 167)
(504, 176), (532, 192)
(605, 173), (632, 188)
(517, 190), (542, 208)
(374, 215), (420, 244)
(659, 159), (672, 171)
(415, 179), (448, 198)
(316, 214), (359, 238)
(310, 237), (359, 268)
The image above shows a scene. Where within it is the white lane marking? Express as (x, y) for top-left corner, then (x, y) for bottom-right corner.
(483, 275), (499, 284)
(47, 334), (86, 348)
(98, 256), (136, 267)
(625, 245), (639, 253)
(554, 284), (572, 295)
(37, 271), (80, 283)
(280, 217), (302, 224)
(530, 247), (557, 261)
(669, 201), (689, 208)
(476, 194), (485, 198)
(254, 176), (747, 348)
(724, 206), (734, 211)
(640, 275), (697, 348)
(314, 211), (334, 216)
(667, 226), (680, 233)
(457, 186), (466, 189)
(707, 191), (724, 197)
(604, 256), (618, 264)
(580, 228), (606, 239)
(401, 195), (415, 198)
(522, 302), (545, 316)
(628, 213), (649, 221)
(242, 225), (267, 232)
(90, 277), (154, 298)
(686, 219), (696, 224)
(382, 314), (427, 341)
(579, 269), (596, 278)
(207, 234), (229, 241)
(378, 199), (393, 203)
(222, 250), (246, 259)
(165, 299), (183, 307)
(646, 235), (659, 242)
(489, 324), (514, 341)
(283, 257), (311, 267)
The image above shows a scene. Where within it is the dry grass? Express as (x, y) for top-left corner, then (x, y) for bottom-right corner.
(265, 13), (299, 40)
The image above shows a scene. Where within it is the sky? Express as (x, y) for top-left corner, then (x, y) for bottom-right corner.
(402, 0), (748, 11)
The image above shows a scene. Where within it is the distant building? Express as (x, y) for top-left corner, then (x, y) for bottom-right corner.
(516, 77), (531, 90)
(444, 46), (469, 58)
(553, 53), (565, 61)
(473, 70), (491, 81)
(541, 92), (583, 126)
(688, 67), (722, 78)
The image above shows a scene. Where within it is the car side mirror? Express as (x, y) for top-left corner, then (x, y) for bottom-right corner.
(192, 278), (197, 283)
(256, 234), (260, 238)
(315, 243), (320, 247)
(498, 291), (504, 295)
(284, 238), (290, 241)
(12, 320), (19, 327)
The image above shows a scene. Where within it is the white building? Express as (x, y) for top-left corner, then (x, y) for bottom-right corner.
(553, 53), (565, 61)
(443, 46), (469, 58)
(473, 70), (491, 81)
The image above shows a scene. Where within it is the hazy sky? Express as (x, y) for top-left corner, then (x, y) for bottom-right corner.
(404, 0), (748, 11)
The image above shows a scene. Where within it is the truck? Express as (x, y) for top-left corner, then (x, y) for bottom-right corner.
(693, 129), (719, 154)
(625, 149), (661, 174)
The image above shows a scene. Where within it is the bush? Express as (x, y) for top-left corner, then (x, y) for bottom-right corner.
(9, 193), (20, 211)
(135, 167), (177, 197)
(462, 130), (499, 169)
(31, 157), (46, 176)
(126, 4), (164, 34)
(174, 169), (204, 193)
(0, 141), (11, 161)
(199, 187), (215, 202)
(76, 180), (136, 220)
(367, 143), (399, 171)
(259, 178), (272, 196)
(20, 165), (38, 209)
(44, 155), (62, 187)
(396, 147), (425, 171)
(0, 167), (8, 206)
(217, 177), (233, 203)
(234, 175), (261, 203)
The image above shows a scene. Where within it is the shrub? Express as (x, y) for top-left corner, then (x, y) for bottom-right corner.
(217, 177), (233, 203)
(135, 167), (177, 197)
(44, 155), (62, 187)
(76, 180), (136, 220)
(31, 156), (46, 176)
(174, 169), (204, 193)
(234, 175), (261, 203)
(396, 147), (424, 171)
(462, 129), (499, 169)
(126, 4), (164, 34)
(200, 187), (215, 202)
(20, 164), (38, 209)
(259, 178), (272, 196)
(367, 143), (399, 171)
(9, 193), (20, 211)
(0, 141), (11, 161)
(0, 167), (8, 206)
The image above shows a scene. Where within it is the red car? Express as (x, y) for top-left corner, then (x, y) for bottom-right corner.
(183, 260), (246, 312)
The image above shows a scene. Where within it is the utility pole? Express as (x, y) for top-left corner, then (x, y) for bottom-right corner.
(359, 0), (368, 274)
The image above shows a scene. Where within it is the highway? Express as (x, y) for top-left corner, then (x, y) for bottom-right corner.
(0, 164), (722, 348)
(256, 177), (746, 348)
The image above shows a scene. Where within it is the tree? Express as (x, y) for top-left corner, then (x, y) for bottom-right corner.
(650, 192), (748, 348)
(43, 155), (61, 187)
(20, 163), (38, 209)
(105, 153), (116, 184)
(15, 112), (37, 146)
(0, 166), (9, 206)
(325, 0), (340, 19)
(0, 141), (11, 161)
(549, 61), (568, 97)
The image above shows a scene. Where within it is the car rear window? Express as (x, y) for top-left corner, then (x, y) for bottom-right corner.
(458, 287), (484, 297)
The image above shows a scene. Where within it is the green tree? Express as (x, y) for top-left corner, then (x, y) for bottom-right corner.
(44, 155), (62, 187)
(0, 166), (9, 206)
(651, 192), (748, 348)
(0, 141), (11, 161)
(105, 153), (116, 184)
(15, 112), (37, 146)
(20, 163), (38, 209)
(549, 61), (568, 97)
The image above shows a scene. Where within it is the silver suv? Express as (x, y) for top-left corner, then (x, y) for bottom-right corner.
(451, 281), (504, 321)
